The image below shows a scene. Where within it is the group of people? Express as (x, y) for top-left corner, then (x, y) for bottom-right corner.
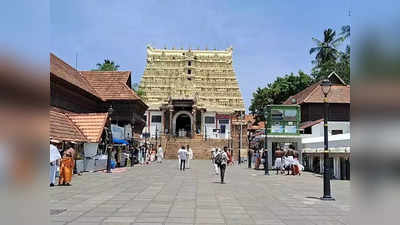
(49, 141), (76, 187)
(211, 146), (232, 184)
(177, 145), (193, 171)
(137, 144), (164, 165)
(273, 149), (304, 175)
(248, 148), (268, 170)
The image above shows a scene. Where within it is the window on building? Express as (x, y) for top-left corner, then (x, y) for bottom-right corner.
(219, 119), (229, 124)
(205, 116), (215, 124)
(188, 69), (191, 74)
(143, 115), (147, 123)
(332, 130), (343, 135)
(188, 61), (191, 66)
(151, 115), (162, 123)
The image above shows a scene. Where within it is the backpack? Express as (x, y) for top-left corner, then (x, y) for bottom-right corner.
(215, 153), (223, 165)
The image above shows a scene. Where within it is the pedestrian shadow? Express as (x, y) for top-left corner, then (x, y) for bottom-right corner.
(305, 196), (321, 200)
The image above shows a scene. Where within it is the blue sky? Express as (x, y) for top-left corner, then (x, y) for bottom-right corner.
(51, 0), (350, 111)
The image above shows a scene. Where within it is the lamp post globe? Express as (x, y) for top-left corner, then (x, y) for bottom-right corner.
(320, 79), (335, 200)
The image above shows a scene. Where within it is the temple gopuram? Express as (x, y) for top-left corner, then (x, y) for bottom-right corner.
(139, 45), (247, 159)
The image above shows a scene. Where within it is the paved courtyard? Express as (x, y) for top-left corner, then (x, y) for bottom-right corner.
(50, 160), (350, 225)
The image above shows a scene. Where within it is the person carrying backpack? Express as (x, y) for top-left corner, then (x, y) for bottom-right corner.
(215, 146), (228, 184)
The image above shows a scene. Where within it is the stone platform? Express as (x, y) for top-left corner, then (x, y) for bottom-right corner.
(50, 160), (350, 225)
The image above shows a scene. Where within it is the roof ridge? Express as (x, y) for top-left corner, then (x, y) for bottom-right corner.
(77, 71), (104, 101)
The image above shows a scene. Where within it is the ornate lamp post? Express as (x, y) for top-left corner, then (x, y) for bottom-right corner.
(106, 105), (114, 173)
(264, 99), (272, 175)
(320, 79), (335, 200)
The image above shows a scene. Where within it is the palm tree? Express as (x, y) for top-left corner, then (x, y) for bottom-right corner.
(309, 28), (341, 66)
(339, 25), (350, 42)
(94, 59), (120, 71)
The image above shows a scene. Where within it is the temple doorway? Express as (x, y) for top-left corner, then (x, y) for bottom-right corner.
(173, 111), (193, 137)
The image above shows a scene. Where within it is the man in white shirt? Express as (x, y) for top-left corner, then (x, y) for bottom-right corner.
(177, 146), (188, 171)
(49, 143), (61, 187)
(212, 148), (220, 175)
(186, 144), (193, 169)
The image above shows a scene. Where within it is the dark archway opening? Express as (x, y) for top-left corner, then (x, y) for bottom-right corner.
(176, 114), (191, 137)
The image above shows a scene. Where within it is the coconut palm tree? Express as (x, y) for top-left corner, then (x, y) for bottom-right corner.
(94, 59), (120, 71)
(309, 28), (341, 66)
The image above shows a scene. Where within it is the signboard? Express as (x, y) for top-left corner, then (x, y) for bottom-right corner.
(265, 105), (300, 135)
(216, 114), (230, 120)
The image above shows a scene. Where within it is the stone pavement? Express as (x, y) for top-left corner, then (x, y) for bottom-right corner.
(50, 160), (350, 225)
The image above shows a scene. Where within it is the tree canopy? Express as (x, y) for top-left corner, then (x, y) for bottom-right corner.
(249, 25), (350, 118)
(310, 26), (350, 83)
(132, 82), (145, 98)
(249, 71), (313, 117)
(93, 59), (120, 71)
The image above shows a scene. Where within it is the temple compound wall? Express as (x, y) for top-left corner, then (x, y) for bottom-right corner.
(139, 45), (247, 159)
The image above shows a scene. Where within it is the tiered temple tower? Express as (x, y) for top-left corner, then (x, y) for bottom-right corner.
(139, 45), (246, 158)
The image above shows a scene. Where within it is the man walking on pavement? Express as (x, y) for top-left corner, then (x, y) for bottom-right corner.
(248, 149), (253, 168)
(186, 144), (193, 169)
(49, 142), (61, 187)
(177, 146), (188, 171)
(215, 146), (228, 184)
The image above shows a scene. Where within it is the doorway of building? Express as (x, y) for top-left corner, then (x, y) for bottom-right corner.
(175, 114), (191, 137)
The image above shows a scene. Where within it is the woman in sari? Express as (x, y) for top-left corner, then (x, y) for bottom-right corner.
(58, 153), (74, 186)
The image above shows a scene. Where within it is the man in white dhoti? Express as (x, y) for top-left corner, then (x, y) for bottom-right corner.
(157, 145), (164, 163)
(49, 143), (61, 187)
(274, 157), (282, 175)
(212, 148), (220, 175)
(285, 155), (295, 175)
(177, 146), (182, 170)
(186, 145), (193, 169)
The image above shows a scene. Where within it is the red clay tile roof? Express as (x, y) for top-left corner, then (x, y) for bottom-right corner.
(49, 107), (88, 142)
(81, 71), (140, 101)
(50, 107), (108, 143)
(248, 121), (265, 130)
(284, 74), (350, 105)
(68, 112), (108, 143)
(50, 53), (100, 99)
(299, 118), (324, 129)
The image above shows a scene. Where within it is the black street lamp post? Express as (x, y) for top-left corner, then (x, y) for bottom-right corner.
(264, 100), (272, 175)
(106, 105), (114, 173)
(320, 79), (335, 201)
(264, 104), (270, 175)
(155, 125), (158, 150)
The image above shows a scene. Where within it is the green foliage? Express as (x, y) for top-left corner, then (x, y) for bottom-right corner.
(309, 28), (341, 66)
(132, 83), (145, 98)
(249, 71), (313, 119)
(310, 26), (350, 83)
(249, 25), (350, 115)
(93, 59), (120, 71)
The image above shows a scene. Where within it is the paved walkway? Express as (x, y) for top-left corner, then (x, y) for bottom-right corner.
(50, 160), (350, 225)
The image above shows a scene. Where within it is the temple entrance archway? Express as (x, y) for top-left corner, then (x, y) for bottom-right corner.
(172, 111), (193, 137)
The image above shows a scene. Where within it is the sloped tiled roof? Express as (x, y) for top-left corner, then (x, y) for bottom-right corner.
(284, 73), (350, 105)
(49, 108), (88, 142)
(68, 112), (108, 143)
(50, 53), (100, 99)
(299, 118), (324, 129)
(81, 71), (140, 100)
(248, 121), (265, 130)
(50, 107), (109, 143)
